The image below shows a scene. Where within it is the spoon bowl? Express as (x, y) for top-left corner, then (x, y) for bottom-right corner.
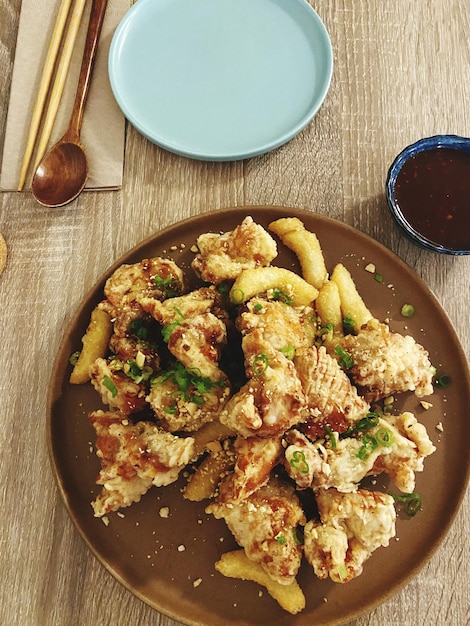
(32, 141), (88, 207)
(31, 0), (108, 207)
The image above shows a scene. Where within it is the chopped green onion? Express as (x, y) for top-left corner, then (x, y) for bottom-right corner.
(161, 307), (185, 343)
(271, 288), (293, 306)
(318, 322), (334, 336)
(324, 424), (337, 449)
(253, 302), (263, 312)
(343, 315), (355, 335)
(374, 273), (383, 283)
(335, 563), (348, 582)
(340, 411), (380, 439)
(128, 318), (149, 340)
(124, 360), (153, 384)
(334, 345), (354, 369)
(376, 427), (394, 447)
(275, 534), (286, 545)
(69, 350), (80, 366)
(102, 375), (118, 398)
(434, 374), (451, 388)
(230, 288), (245, 305)
(108, 358), (123, 372)
(289, 450), (310, 474)
(175, 364), (191, 391)
(280, 345), (295, 360)
(154, 273), (182, 298)
(355, 412), (380, 431)
(393, 492), (422, 517)
(400, 303), (415, 318)
(357, 434), (378, 461)
(163, 404), (178, 415)
(292, 528), (303, 545)
(252, 353), (269, 376)
(216, 281), (230, 297)
(151, 361), (224, 406)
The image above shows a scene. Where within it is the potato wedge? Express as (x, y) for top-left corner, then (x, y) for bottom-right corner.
(184, 447), (234, 501)
(215, 550), (306, 615)
(269, 217), (328, 289)
(190, 421), (235, 459)
(330, 263), (374, 333)
(69, 305), (112, 384)
(230, 266), (318, 307)
(316, 280), (344, 340)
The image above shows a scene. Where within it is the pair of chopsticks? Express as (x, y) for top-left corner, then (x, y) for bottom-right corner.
(17, 0), (88, 191)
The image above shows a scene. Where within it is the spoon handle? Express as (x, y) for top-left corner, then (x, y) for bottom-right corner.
(66, 0), (108, 141)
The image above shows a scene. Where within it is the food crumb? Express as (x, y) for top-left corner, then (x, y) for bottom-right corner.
(193, 578), (203, 588)
(117, 512), (125, 518)
(365, 263), (375, 273)
(323, 597), (328, 603)
(435, 422), (444, 433)
(420, 401), (433, 410)
(258, 590), (263, 598)
(159, 506), (170, 518)
(178, 544), (186, 552)
(190, 244), (198, 253)
(101, 516), (110, 526)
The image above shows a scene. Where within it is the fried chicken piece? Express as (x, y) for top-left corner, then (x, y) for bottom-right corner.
(294, 346), (370, 434)
(139, 286), (227, 380)
(206, 477), (306, 585)
(104, 297), (161, 371)
(219, 341), (306, 437)
(104, 257), (186, 308)
(147, 369), (231, 432)
(238, 298), (315, 354)
(101, 257), (185, 372)
(303, 488), (396, 583)
(338, 319), (434, 401)
(216, 435), (283, 504)
(90, 358), (147, 415)
(284, 412), (435, 494)
(191, 216), (278, 284)
(89, 410), (194, 517)
(369, 412), (436, 491)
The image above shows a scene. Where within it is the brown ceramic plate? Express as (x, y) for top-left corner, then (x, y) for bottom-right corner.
(48, 207), (470, 626)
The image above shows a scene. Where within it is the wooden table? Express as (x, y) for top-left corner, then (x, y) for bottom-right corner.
(1, 1), (469, 624)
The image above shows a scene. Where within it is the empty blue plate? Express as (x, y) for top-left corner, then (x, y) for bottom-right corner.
(108, 0), (333, 161)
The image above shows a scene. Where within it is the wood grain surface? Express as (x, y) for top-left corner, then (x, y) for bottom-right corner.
(1, 1), (469, 625)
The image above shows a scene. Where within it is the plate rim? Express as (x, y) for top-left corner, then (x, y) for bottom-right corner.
(107, 0), (334, 161)
(47, 206), (470, 626)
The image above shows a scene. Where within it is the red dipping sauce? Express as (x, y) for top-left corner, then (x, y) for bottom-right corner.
(394, 147), (470, 250)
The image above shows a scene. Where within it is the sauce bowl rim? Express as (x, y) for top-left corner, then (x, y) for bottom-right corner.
(385, 134), (470, 255)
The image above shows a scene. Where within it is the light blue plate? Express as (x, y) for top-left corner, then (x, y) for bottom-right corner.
(108, 0), (333, 161)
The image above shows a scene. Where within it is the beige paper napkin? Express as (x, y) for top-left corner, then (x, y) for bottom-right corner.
(0, 0), (130, 191)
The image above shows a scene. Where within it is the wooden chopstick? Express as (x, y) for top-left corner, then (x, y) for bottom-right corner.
(32, 0), (88, 175)
(17, 0), (73, 191)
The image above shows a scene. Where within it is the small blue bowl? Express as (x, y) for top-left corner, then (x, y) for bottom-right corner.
(386, 135), (470, 255)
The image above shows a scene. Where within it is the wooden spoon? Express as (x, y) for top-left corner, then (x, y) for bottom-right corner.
(32, 0), (108, 207)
